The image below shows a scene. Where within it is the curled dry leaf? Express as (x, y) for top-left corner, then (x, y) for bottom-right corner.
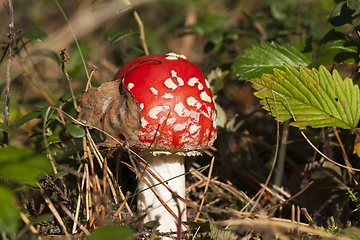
(76, 79), (141, 148)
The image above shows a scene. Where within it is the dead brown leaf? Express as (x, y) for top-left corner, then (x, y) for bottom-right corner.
(76, 79), (141, 148)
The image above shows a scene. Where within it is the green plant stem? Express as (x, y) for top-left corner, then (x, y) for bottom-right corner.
(54, 0), (89, 79)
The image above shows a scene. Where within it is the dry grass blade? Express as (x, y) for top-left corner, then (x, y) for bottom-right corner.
(114, 191), (131, 218)
(36, 182), (70, 238)
(265, 181), (314, 214)
(300, 130), (360, 172)
(246, 90), (282, 217)
(103, 157), (107, 198)
(19, 212), (38, 235)
(72, 163), (87, 234)
(58, 201), (90, 235)
(86, 129), (119, 205)
(133, 10), (149, 55)
(194, 157), (214, 222)
(85, 163), (91, 221)
(223, 218), (352, 240)
(84, 128), (133, 215)
(332, 127), (355, 179)
(85, 65), (98, 92)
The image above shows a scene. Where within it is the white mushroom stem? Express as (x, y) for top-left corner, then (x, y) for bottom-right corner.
(137, 153), (187, 235)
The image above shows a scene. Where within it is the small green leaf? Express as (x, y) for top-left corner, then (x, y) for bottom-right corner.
(53, 171), (68, 181)
(250, 65), (360, 129)
(311, 30), (359, 67)
(143, 221), (157, 229)
(30, 49), (61, 65)
(22, 28), (48, 42)
(0, 147), (52, 182)
(65, 123), (85, 138)
(348, 0), (360, 10)
(46, 134), (61, 146)
(57, 91), (81, 108)
(206, 29), (223, 45)
(232, 39), (312, 80)
(41, 50), (61, 66)
(0, 184), (19, 235)
(209, 218), (234, 240)
(184, 221), (210, 231)
(87, 225), (134, 240)
(31, 213), (53, 224)
(15, 111), (41, 128)
(187, 24), (205, 36)
(207, 68), (226, 94)
(216, 103), (227, 128)
(40, 106), (56, 120)
(34, 102), (50, 108)
(0, 122), (13, 137)
(107, 31), (138, 44)
(329, 2), (360, 27)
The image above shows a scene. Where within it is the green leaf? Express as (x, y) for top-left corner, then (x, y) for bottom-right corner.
(87, 225), (134, 240)
(232, 40), (312, 79)
(53, 171), (68, 181)
(0, 147), (52, 182)
(57, 91), (81, 108)
(209, 218), (234, 240)
(206, 29), (223, 45)
(342, 226), (360, 239)
(184, 220), (210, 231)
(15, 111), (41, 128)
(187, 24), (205, 36)
(0, 122), (13, 137)
(0, 184), (19, 235)
(65, 123), (85, 138)
(22, 28), (48, 42)
(31, 213), (53, 224)
(143, 221), (157, 229)
(216, 103), (227, 128)
(107, 31), (138, 44)
(250, 65), (360, 129)
(46, 134), (61, 147)
(329, 1), (360, 27)
(46, 51), (61, 65)
(311, 30), (359, 67)
(348, 0), (360, 10)
(40, 106), (56, 120)
(30, 49), (61, 65)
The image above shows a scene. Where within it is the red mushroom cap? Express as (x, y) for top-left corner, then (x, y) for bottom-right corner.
(114, 53), (218, 156)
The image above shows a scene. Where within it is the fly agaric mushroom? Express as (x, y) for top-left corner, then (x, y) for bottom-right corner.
(114, 53), (218, 235)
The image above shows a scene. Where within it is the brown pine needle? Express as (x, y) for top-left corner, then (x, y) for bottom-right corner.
(195, 157), (215, 222)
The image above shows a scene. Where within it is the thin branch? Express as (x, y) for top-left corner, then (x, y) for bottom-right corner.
(3, 0), (15, 146)
(60, 49), (78, 109)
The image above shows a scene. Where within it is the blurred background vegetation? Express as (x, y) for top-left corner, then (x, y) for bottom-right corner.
(2, 0), (360, 239)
